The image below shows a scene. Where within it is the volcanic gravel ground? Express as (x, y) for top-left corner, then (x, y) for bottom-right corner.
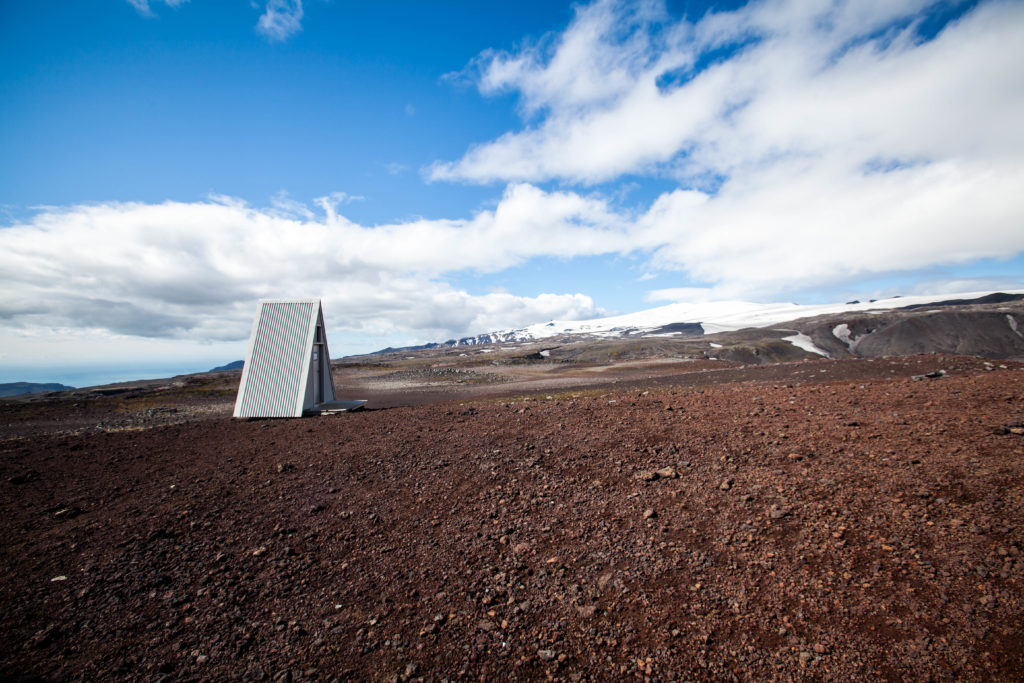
(2, 356), (1024, 681)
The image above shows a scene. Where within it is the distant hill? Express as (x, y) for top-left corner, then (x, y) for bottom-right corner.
(209, 360), (244, 372)
(361, 290), (1024, 364)
(0, 382), (75, 397)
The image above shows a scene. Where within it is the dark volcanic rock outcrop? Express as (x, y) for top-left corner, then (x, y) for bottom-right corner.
(853, 310), (1024, 358)
(805, 307), (1024, 360)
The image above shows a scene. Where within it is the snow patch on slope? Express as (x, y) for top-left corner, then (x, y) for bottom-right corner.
(783, 333), (829, 357)
(832, 323), (853, 346)
(1009, 315), (1023, 338)
(833, 322), (865, 350)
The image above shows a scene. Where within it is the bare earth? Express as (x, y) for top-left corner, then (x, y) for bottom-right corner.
(2, 354), (1023, 681)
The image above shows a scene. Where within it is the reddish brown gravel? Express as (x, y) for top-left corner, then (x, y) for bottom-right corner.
(2, 355), (1023, 681)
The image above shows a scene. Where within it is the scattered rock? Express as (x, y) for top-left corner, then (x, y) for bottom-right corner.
(7, 472), (38, 485)
(643, 508), (657, 519)
(719, 479), (732, 491)
(537, 649), (557, 662)
(246, 666), (267, 681)
(912, 369), (947, 381)
(30, 624), (59, 647)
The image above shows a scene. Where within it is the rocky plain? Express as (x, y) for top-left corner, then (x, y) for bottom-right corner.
(2, 345), (1023, 681)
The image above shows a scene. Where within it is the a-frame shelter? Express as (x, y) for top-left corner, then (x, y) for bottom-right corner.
(233, 298), (349, 417)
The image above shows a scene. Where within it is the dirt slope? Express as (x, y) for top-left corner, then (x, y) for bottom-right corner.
(1, 355), (1023, 681)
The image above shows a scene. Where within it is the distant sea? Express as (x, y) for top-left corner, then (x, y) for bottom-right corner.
(0, 363), (228, 390)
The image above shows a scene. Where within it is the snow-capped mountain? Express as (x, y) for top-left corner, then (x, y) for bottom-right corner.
(447, 291), (1024, 346)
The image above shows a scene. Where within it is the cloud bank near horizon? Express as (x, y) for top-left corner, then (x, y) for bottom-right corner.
(4, 162), (1023, 346)
(0, 188), (614, 345)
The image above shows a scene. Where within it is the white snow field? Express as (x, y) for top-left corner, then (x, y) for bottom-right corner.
(479, 291), (1024, 344)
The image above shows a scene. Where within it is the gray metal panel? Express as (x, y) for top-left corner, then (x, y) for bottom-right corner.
(308, 305), (336, 406)
(319, 306), (337, 403)
(234, 299), (320, 418)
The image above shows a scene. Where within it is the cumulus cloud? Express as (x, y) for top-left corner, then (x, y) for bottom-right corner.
(634, 156), (1024, 296)
(0, 186), (622, 345)
(424, 0), (1024, 301)
(10, 162), (1019, 352)
(433, 0), (1024, 186)
(256, 0), (304, 42)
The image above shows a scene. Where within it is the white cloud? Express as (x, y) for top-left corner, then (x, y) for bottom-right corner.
(127, 0), (189, 16)
(10, 156), (1020, 357)
(0, 186), (621, 347)
(424, 0), (1024, 302)
(645, 287), (729, 303)
(870, 277), (1024, 302)
(256, 0), (304, 42)
(431, 0), (1024, 185)
(635, 156), (1024, 297)
(127, 0), (305, 44)
(384, 162), (410, 176)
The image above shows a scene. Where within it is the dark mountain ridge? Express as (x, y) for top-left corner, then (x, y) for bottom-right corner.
(0, 382), (76, 398)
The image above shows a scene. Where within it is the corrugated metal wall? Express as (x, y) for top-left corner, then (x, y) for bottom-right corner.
(234, 300), (319, 418)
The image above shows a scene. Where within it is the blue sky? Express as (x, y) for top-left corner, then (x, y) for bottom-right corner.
(2, 0), (1023, 386)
